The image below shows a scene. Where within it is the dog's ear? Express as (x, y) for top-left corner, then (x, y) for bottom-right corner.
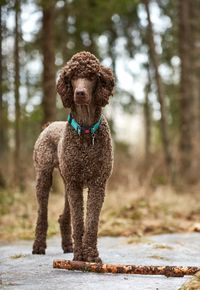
(57, 70), (73, 108)
(95, 65), (115, 107)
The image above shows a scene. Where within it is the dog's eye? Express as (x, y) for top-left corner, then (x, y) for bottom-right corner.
(89, 74), (96, 81)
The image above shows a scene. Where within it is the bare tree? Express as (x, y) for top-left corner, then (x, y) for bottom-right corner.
(0, 5), (5, 155)
(178, 0), (197, 181)
(14, 0), (23, 189)
(41, 1), (56, 125)
(144, 65), (152, 161)
(143, 0), (174, 181)
(0, 4), (6, 188)
(188, 0), (200, 179)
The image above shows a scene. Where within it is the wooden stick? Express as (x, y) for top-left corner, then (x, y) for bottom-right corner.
(53, 260), (200, 277)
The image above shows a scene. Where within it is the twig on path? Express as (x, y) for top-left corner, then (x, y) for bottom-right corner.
(53, 260), (200, 277)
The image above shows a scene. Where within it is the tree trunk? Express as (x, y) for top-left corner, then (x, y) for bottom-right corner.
(144, 65), (151, 161)
(0, 5), (6, 188)
(0, 5), (5, 155)
(14, 0), (22, 189)
(143, 0), (174, 181)
(42, 1), (56, 125)
(188, 0), (200, 180)
(178, 0), (197, 182)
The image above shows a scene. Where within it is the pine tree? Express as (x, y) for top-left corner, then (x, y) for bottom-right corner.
(41, 0), (56, 125)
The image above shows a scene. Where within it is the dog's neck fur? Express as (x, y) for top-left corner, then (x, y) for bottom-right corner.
(72, 103), (102, 127)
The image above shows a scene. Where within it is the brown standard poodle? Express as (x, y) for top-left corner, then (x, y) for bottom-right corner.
(32, 51), (115, 263)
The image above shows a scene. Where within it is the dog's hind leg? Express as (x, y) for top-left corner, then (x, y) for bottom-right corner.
(32, 168), (53, 255)
(58, 187), (73, 253)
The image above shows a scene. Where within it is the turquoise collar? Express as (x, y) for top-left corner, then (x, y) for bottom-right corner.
(67, 113), (102, 135)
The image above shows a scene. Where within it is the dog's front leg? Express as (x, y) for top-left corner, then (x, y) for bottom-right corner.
(67, 182), (84, 261)
(83, 182), (106, 263)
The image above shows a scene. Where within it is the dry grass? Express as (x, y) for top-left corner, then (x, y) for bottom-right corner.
(1, 138), (200, 242)
(179, 271), (200, 290)
(99, 185), (200, 237)
(0, 181), (200, 242)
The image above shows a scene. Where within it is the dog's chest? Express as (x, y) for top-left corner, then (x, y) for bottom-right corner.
(59, 135), (112, 182)
(67, 141), (104, 171)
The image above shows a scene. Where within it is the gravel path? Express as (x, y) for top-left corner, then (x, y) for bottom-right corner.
(1, 233), (200, 290)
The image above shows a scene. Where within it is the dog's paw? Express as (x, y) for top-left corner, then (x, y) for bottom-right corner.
(32, 241), (46, 255)
(73, 255), (84, 261)
(32, 247), (46, 255)
(82, 246), (102, 263)
(73, 253), (84, 261)
(84, 255), (102, 263)
(63, 244), (73, 253)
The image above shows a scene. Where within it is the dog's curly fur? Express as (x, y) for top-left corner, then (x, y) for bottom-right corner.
(32, 51), (115, 262)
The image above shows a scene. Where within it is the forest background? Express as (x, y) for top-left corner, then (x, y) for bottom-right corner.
(1, 0), (200, 242)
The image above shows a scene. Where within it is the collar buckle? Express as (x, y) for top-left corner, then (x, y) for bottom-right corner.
(77, 126), (81, 135)
(92, 133), (95, 146)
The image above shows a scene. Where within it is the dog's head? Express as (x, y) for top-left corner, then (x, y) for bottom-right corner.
(57, 51), (115, 108)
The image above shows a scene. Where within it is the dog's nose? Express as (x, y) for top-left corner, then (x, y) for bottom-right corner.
(76, 90), (85, 97)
